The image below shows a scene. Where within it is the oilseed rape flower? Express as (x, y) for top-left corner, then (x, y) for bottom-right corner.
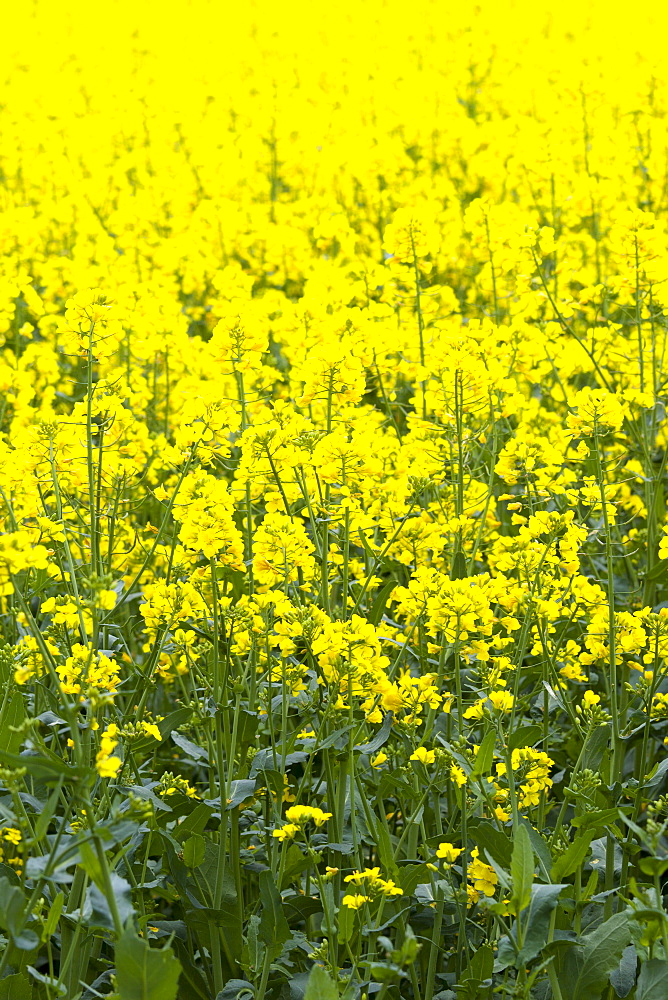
(468, 849), (499, 900)
(436, 843), (463, 865)
(95, 724), (122, 778)
(2, 0), (668, 994)
(273, 805), (332, 841)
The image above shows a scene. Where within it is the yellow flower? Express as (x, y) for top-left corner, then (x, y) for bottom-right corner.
(140, 722), (162, 741)
(342, 894), (371, 910)
(436, 843), (463, 864)
(451, 765), (467, 788)
(272, 823), (300, 842)
(370, 752), (388, 768)
(468, 849), (498, 897)
(410, 746), (436, 765)
(488, 691), (514, 713)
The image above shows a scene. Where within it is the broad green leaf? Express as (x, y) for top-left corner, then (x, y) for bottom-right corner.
(470, 730), (496, 779)
(0, 973), (32, 999)
(375, 823), (402, 882)
(258, 869), (290, 955)
(355, 711), (394, 754)
(510, 824), (534, 912)
(115, 926), (181, 1000)
(43, 891), (64, 940)
(468, 819), (512, 868)
(610, 945), (637, 998)
(171, 732), (209, 762)
(517, 884), (567, 967)
(225, 779), (257, 810)
(551, 832), (594, 881)
(173, 803), (213, 844)
(0, 691), (26, 755)
(78, 840), (104, 887)
(0, 876), (39, 950)
(582, 725), (611, 771)
(338, 902), (355, 945)
(461, 943), (494, 983)
(636, 957), (668, 999)
(450, 548), (468, 580)
(304, 964), (339, 1000)
(34, 780), (65, 843)
(241, 914), (264, 977)
(520, 818), (553, 880)
(215, 981), (255, 1000)
(508, 725), (542, 753)
(182, 835), (205, 869)
(0, 750), (76, 780)
(88, 873), (134, 930)
(280, 843), (311, 889)
(643, 758), (668, 795)
(572, 809), (623, 833)
(571, 912), (631, 1000)
(368, 579), (396, 624)
(397, 862), (431, 897)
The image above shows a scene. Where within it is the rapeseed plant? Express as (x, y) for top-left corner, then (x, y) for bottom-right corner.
(3, 1), (668, 997)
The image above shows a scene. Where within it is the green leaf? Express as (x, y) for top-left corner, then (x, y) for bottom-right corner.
(258, 869), (290, 955)
(182, 835), (205, 869)
(470, 730), (496, 779)
(88, 873), (134, 929)
(368, 579), (396, 625)
(571, 912), (631, 1000)
(34, 780), (65, 843)
(78, 840), (104, 888)
(461, 943), (494, 982)
(0, 750), (76, 780)
(338, 903), (355, 945)
(397, 863), (431, 897)
(43, 891), (64, 940)
(115, 926), (181, 1000)
(517, 884), (567, 967)
(610, 945), (637, 998)
(636, 957), (668, 999)
(643, 758), (668, 795)
(450, 548), (468, 580)
(173, 803), (213, 844)
(304, 964), (339, 1000)
(551, 832), (594, 882)
(226, 779), (257, 810)
(215, 981), (255, 1000)
(0, 876), (39, 950)
(508, 725), (543, 753)
(571, 808), (622, 833)
(375, 823), (402, 883)
(171, 732), (209, 762)
(468, 819), (512, 869)
(0, 973), (32, 999)
(280, 844), (311, 890)
(520, 817), (553, 880)
(582, 725), (611, 771)
(355, 712), (394, 754)
(510, 824), (534, 912)
(0, 691), (26, 756)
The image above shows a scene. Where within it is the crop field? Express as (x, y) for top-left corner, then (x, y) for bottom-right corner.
(3, 0), (668, 997)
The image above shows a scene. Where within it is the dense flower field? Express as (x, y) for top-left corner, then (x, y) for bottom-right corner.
(4, 1), (668, 997)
